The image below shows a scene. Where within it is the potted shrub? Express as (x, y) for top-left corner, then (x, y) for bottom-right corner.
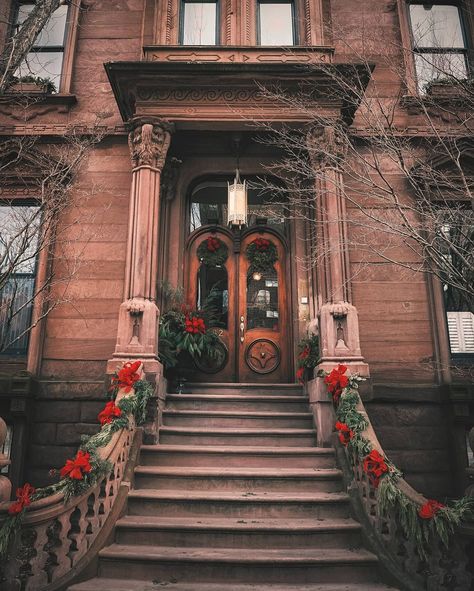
(8, 75), (56, 94)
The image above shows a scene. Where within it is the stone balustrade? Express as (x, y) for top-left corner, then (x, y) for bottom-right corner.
(0, 387), (142, 591)
(324, 381), (474, 591)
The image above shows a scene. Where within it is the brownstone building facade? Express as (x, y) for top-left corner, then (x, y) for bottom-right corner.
(0, 0), (473, 513)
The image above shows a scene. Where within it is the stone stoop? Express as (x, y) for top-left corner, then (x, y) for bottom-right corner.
(68, 384), (399, 591)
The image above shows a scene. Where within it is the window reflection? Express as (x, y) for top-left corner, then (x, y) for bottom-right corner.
(258, 2), (295, 46)
(190, 180), (287, 234)
(196, 264), (228, 328)
(181, 1), (217, 45)
(247, 270), (279, 330)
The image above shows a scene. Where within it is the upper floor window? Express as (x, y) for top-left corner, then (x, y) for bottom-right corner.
(408, 3), (468, 91)
(257, 1), (296, 45)
(14, 1), (69, 93)
(180, 0), (218, 45)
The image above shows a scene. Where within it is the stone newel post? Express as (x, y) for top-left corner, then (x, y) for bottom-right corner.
(108, 118), (172, 376)
(306, 125), (369, 445)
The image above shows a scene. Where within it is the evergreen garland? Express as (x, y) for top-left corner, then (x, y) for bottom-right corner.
(197, 236), (228, 267)
(0, 374), (153, 560)
(323, 368), (474, 561)
(246, 237), (278, 273)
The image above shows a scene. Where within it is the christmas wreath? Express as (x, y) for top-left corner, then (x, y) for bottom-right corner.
(197, 236), (228, 267)
(246, 237), (278, 273)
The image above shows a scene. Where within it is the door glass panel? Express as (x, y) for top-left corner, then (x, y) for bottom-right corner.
(247, 269), (279, 330)
(196, 264), (228, 328)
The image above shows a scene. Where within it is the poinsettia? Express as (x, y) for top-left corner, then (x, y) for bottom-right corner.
(8, 483), (35, 516)
(206, 236), (221, 252)
(60, 450), (92, 480)
(185, 315), (206, 334)
(254, 237), (270, 250)
(98, 401), (122, 426)
(324, 364), (349, 404)
(111, 360), (141, 393)
(363, 449), (389, 488)
(298, 346), (310, 360)
(419, 499), (445, 519)
(296, 366), (305, 383)
(335, 421), (354, 446)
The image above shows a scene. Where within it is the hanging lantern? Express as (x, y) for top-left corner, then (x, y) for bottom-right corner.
(227, 169), (247, 227)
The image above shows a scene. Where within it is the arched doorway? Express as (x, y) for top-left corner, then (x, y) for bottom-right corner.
(186, 226), (291, 383)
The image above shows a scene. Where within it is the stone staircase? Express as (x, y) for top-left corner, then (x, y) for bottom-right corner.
(69, 384), (397, 591)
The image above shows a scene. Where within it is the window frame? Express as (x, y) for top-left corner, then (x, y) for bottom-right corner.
(256, 0), (298, 46)
(405, 1), (471, 93)
(10, 0), (80, 94)
(179, 0), (220, 46)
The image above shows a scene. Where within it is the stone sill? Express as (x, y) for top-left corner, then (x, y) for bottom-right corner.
(1, 92), (77, 110)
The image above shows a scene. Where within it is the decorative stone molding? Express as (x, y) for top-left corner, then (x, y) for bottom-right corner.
(161, 157), (182, 201)
(128, 118), (172, 171)
(306, 124), (348, 169)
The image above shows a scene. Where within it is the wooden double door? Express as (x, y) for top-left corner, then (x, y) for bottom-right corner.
(186, 228), (290, 383)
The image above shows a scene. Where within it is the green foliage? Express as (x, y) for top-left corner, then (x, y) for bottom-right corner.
(0, 373), (153, 560)
(328, 370), (474, 563)
(246, 238), (278, 273)
(196, 237), (229, 266)
(296, 335), (320, 371)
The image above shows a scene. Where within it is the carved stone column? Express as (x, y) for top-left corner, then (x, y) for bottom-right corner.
(306, 125), (369, 446)
(108, 118), (173, 376)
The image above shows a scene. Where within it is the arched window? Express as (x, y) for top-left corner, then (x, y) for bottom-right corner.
(189, 178), (288, 234)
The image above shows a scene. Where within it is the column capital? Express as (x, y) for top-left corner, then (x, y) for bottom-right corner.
(306, 123), (347, 169)
(127, 117), (174, 171)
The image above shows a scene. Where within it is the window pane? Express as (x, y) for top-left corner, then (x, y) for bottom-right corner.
(415, 52), (467, 90)
(196, 264), (228, 329)
(17, 4), (68, 47)
(182, 2), (217, 45)
(410, 5), (465, 48)
(17, 51), (64, 90)
(259, 2), (294, 45)
(247, 270), (279, 330)
(0, 205), (40, 274)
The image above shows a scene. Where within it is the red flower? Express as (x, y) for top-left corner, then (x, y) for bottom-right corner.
(254, 237), (270, 250)
(335, 421), (354, 446)
(298, 346), (310, 360)
(185, 315), (206, 334)
(206, 236), (221, 252)
(324, 364), (349, 404)
(8, 483), (35, 516)
(296, 367), (305, 383)
(418, 499), (445, 519)
(60, 450), (92, 480)
(111, 360), (141, 393)
(363, 449), (389, 488)
(98, 401), (122, 426)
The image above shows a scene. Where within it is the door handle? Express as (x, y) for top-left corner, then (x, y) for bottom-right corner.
(240, 316), (245, 343)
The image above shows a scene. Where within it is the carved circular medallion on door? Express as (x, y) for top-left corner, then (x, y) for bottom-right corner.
(245, 339), (280, 375)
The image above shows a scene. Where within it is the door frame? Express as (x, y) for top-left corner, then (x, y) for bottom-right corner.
(184, 224), (294, 383)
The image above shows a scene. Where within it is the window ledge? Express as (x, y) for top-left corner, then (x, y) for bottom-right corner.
(3, 91), (77, 106)
(400, 82), (472, 111)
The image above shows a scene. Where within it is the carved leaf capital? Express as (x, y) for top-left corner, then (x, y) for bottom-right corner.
(306, 124), (348, 168)
(128, 119), (173, 170)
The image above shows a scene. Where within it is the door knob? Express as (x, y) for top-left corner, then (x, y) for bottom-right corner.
(240, 316), (245, 343)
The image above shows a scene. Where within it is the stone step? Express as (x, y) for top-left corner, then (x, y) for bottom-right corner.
(97, 545), (379, 584)
(165, 394), (309, 413)
(139, 445), (336, 469)
(162, 409), (314, 429)
(178, 383), (304, 397)
(115, 516), (362, 548)
(158, 426), (316, 447)
(134, 466), (344, 493)
(70, 581), (398, 591)
(127, 490), (351, 519)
